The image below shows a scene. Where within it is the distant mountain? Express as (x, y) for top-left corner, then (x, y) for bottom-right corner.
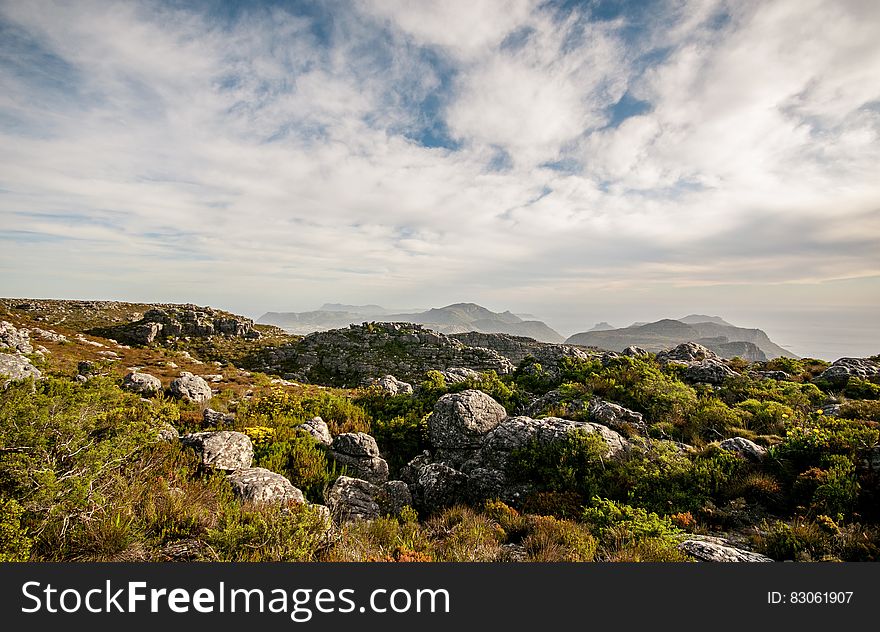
(589, 322), (615, 331)
(565, 317), (797, 360)
(258, 302), (565, 343)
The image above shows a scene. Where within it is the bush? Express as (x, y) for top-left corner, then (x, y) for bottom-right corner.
(844, 379), (880, 400)
(251, 430), (334, 503)
(582, 497), (682, 542)
(521, 516), (597, 562)
(0, 498), (33, 561)
(736, 399), (797, 435)
(839, 400), (880, 422)
(506, 430), (610, 498)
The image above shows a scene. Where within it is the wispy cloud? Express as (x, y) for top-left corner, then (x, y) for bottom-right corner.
(0, 0), (878, 357)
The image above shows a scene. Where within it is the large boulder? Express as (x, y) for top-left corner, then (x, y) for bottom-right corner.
(430, 389), (507, 450)
(122, 371), (162, 396)
(719, 437), (768, 461)
(371, 375), (414, 396)
(412, 463), (469, 513)
(331, 432), (389, 484)
(622, 345), (649, 358)
(202, 408), (235, 426)
(683, 359), (739, 385)
(657, 342), (718, 364)
(326, 476), (382, 523)
(438, 367), (481, 385)
(376, 480), (413, 517)
(170, 371), (213, 403)
(181, 431), (253, 470)
(679, 538), (773, 562)
(0, 321), (32, 354)
(300, 416), (332, 445)
(227, 467), (305, 504)
(815, 358), (880, 388)
(0, 353), (41, 387)
(588, 398), (646, 434)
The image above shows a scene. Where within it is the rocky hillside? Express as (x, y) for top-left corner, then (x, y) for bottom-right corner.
(259, 302), (565, 343)
(566, 317), (795, 360)
(3, 296), (880, 564)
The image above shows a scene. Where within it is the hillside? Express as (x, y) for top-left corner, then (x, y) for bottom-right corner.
(566, 317), (796, 360)
(259, 302), (565, 343)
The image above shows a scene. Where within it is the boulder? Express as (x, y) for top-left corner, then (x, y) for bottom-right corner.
(300, 416), (332, 445)
(29, 327), (67, 343)
(157, 423), (179, 442)
(202, 408), (235, 426)
(815, 358), (880, 388)
(0, 353), (41, 387)
(181, 431), (253, 470)
(438, 367), (481, 385)
(326, 476), (381, 523)
(412, 463), (469, 512)
(170, 371), (213, 403)
(122, 371), (162, 396)
(683, 358), (739, 385)
(657, 342), (718, 364)
(371, 375), (414, 396)
(622, 345), (649, 358)
(227, 467), (305, 504)
(588, 398), (646, 434)
(679, 538), (773, 562)
(430, 389), (507, 449)
(757, 370), (791, 381)
(526, 388), (588, 419)
(719, 437), (767, 461)
(376, 480), (413, 517)
(820, 403), (842, 417)
(331, 432), (389, 484)
(0, 321), (32, 354)
(77, 360), (96, 375)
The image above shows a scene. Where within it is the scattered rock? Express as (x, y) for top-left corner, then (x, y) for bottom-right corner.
(181, 431), (253, 470)
(370, 374), (414, 396)
(719, 437), (768, 461)
(683, 358), (739, 384)
(331, 432), (389, 484)
(77, 360), (96, 375)
(657, 342), (718, 364)
(300, 416), (332, 445)
(227, 467), (305, 505)
(326, 476), (381, 523)
(438, 367), (481, 384)
(430, 389), (507, 450)
(29, 327), (67, 343)
(0, 353), (41, 387)
(201, 374), (223, 383)
(622, 345), (649, 358)
(0, 321), (32, 354)
(170, 371), (213, 403)
(157, 423), (179, 442)
(820, 403), (842, 417)
(122, 371), (162, 396)
(757, 370), (791, 381)
(679, 538), (773, 562)
(412, 463), (469, 513)
(376, 480), (413, 517)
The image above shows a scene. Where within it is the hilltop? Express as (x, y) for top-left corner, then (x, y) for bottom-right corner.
(566, 315), (795, 361)
(259, 302), (565, 343)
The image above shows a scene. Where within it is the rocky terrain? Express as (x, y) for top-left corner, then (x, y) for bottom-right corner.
(1, 297), (879, 564)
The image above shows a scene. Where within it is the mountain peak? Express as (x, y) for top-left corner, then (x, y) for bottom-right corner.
(679, 314), (734, 327)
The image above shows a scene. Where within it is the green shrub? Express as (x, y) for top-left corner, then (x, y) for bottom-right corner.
(506, 430), (610, 498)
(582, 497), (682, 542)
(736, 399), (797, 435)
(0, 498), (33, 561)
(251, 430), (334, 503)
(844, 379), (880, 400)
(521, 516), (597, 562)
(839, 400), (880, 421)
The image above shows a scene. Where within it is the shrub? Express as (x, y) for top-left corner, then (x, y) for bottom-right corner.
(521, 491), (585, 519)
(251, 431), (333, 503)
(844, 379), (880, 400)
(736, 399), (797, 435)
(839, 400), (880, 422)
(0, 498), (33, 561)
(521, 516), (597, 562)
(582, 497), (682, 542)
(681, 398), (742, 443)
(506, 430), (610, 498)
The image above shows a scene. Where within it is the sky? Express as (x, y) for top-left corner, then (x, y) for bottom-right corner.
(0, 0), (878, 360)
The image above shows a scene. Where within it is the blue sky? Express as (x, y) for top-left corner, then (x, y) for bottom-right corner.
(0, 0), (878, 359)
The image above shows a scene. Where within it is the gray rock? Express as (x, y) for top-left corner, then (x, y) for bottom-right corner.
(679, 538), (773, 562)
(430, 389), (507, 449)
(588, 398), (646, 434)
(371, 375), (414, 396)
(622, 345), (649, 358)
(331, 432), (389, 484)
(657, 342), (718, 364)
(29, 327), (67, 343)
(326, 476), (381, 523)
(122, 371), (162, 396)
(400, 451), (433, 487)
(376, 480), (413, 516)
(227, 467), (305, 504)
(300, 416), (332, 445)
(757, 370), (791, 381)
(157, 423), (179, 442)
(413, 463), (469, 512)
(683, 358), (739, 384)
(526, 388), (589, 419)
(719, 437), (768, 461)
(170, 371), (213, 403)
(815, 357), (880, 388)
(202, 408), (235, 426)
(438, 367), (481, 384)
(0, 352), (41, 387)
(820, 403), (842, 417)
(77, 360), (96, 375)
(0, 321), (32, 354)
(181, 431), (253, 470)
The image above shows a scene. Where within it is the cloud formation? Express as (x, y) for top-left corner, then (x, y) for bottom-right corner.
(0, 0), (878, 357)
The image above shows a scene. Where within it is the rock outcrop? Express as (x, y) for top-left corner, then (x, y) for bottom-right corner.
(202, 408), (235, 426)
(97, 305), (260, 346)
(326, 476), (382, 523)
(0, 321), (33, 354)
(588, 398), (646, 434)
(815, 357), (880, 388)
(227, 467), (305, 504)
(719, 437), (768, 461)
(170, 372), (213, 403)
(181, 431), (254, 470)
(370, 374), (413, 396)
(300, 416), (332, 445)
(430, 389), (507, 450)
